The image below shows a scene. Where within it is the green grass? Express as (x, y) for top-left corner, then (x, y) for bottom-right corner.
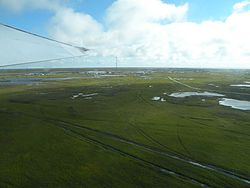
(0, 68), (250, 187)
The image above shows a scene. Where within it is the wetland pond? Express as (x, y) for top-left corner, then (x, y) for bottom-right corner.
(169, 92), (225, 98)
(230, 84), (250, 88)
(0, 77), (80, 85)
(219, 98), (250, 111)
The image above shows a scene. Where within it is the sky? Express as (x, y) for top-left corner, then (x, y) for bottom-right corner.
(0, 0), (250, 68)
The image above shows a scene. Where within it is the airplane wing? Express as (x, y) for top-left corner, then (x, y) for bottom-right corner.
(0, 24), (88, 67)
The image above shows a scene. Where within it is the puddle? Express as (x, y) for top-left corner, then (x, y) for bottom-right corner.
(219, 98), (250, 111)
(208, 84), (219, 88)
(87, 71), (107, 75)
(140, 76), (151, 80)
(152, 97), (166, 102)
(152, 97), (161, 101)
(169, 92), (225, 98)
(136, 71), (147, 74)
(72, 93), (98, 99)
(161, 98), (166, 102)
(174, 78), (194, 81)
(231, 84), (250, 88)
(100, 75), (125, 77)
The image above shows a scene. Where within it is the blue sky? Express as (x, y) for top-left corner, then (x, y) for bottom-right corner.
(167, 0), (241, 21)
(0, 0), (243, 36)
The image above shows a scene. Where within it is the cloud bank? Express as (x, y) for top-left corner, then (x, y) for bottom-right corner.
(1, 0), (250, 68)
(0, 0), (62, 12)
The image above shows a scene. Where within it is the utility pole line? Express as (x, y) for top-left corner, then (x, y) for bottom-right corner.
(115, 56), (118, 70)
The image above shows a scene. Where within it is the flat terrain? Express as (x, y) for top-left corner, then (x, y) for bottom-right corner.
(0, 68), (250, 188)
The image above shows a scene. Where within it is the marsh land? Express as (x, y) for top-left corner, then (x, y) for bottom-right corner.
(0, 68), (249, 188)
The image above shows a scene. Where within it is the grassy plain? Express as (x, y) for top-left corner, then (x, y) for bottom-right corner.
(0, 68), (249, 188)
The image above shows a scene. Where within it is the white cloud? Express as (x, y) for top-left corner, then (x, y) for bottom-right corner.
(2, 0), (250, 68)
(0, 0), (62, 12)
(233, 0), (250, 12)
(50, 0), (250, 68)
(106, 0), (188, 28)
(48, 8), (103, 47)
(48, 0), (190, 66)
